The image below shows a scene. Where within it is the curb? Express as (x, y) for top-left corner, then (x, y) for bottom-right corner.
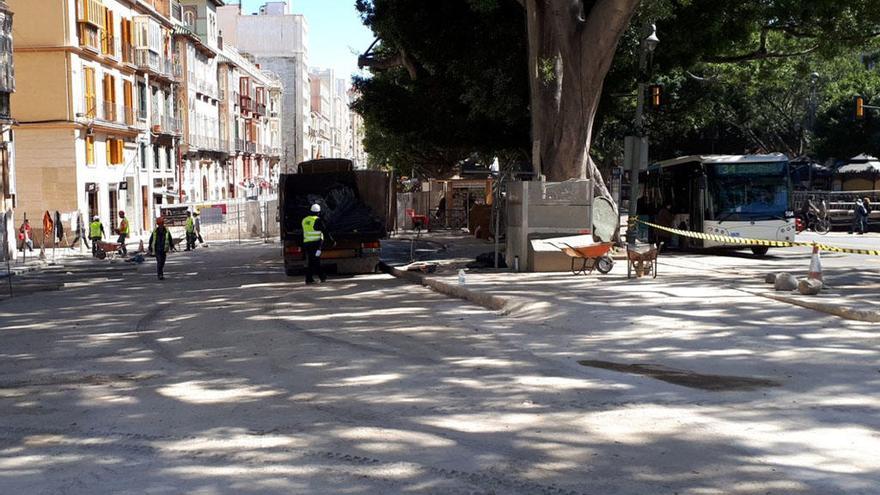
(737, 287), (880, 323)
(379, 262), (541, 315)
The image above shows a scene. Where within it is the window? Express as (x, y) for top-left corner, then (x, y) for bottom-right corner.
(120, 18), (133, 63)
(77, 0), (105, 51)
(139, 143), (147, 170)
(83, 67), (96, 118)
(153, 144), (160, 170)
(166, 147), (173, 171)
(106, 138), (123, 165)
(102, 74), (116, 121)
(102, 8), (115, 56)
(86, 135), (95, 165)
(137, 81), (147, 119)
(123, 80), (133, 125)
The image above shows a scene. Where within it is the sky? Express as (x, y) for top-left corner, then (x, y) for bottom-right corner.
(236, 0), (375, 79)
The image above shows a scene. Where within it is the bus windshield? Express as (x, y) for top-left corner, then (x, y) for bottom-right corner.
(706, 162), (789, 221)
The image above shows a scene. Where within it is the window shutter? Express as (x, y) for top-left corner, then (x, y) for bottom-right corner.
(106, 138), (111, 165)
(86, 135), (94, 165)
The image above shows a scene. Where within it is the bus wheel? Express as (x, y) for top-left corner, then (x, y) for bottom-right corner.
(751, 246), (769, 256)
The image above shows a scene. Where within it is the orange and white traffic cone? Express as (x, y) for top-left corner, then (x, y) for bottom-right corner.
(137, 239), (145, 253)
(808, 244), (823, 282)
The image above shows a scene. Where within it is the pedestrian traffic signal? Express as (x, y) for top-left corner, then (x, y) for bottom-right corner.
(649, 84), (662, 108)
(855, 95), (865, 120)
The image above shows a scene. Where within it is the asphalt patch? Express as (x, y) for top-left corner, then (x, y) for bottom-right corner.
(578, 360), (779, 391)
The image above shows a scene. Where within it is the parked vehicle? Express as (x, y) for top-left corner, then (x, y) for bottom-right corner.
(279, 159), (394, 276)
(642, 154), (795, 256)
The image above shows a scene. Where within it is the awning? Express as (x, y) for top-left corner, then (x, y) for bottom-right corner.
(837, 161), (880, 175)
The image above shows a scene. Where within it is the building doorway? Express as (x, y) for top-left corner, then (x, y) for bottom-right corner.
(108, 189), (118, 233)
(87, 184), (98, 220)
(142, 185), (149, 231)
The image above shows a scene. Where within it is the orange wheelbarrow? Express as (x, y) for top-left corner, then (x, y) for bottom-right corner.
(560, 242), (615, 275)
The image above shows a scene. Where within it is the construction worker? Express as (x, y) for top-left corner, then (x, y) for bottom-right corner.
(150, 217), (174, 280)
(89, 215), (105, 258)
(185, 211), (196, 251)
(302, 204), (327, 284)
(117, 211), (130, 255)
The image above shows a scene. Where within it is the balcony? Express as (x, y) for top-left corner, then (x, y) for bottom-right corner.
(240, 96), (253, 114)
(236, 139), (245, 152)
(124, 106), (136, 126)
(135, 48), (161, 75)
(121, 41), (134, 65)
(103, 35), (119, 60)
(255, 103), (266, 116)
(271, 147), (282, 157)
(246, 142), (256, 154)
(101, 100), (119, 123)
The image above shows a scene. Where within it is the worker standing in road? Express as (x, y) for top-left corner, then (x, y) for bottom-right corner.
(150, 217), (174, 280)
(302, 204), (327, 284)
(117, 211), (130, 255)
(89, 215), (105, 257)
(185, 211), (196, 251)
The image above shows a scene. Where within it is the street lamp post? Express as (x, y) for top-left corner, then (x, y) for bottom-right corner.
(625, 23), (659, 243)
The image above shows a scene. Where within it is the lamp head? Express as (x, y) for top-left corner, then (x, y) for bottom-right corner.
(643, 24), (659, 53)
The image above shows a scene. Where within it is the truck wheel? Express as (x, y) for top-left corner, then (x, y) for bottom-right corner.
(751, 246), (769, 256)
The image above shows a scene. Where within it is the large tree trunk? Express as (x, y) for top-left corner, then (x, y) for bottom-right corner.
(525, 0), (639, 199)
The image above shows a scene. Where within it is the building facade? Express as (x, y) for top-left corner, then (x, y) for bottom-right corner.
(0, 0), (14, 259)
(218, 0), (309, 171)
(10, 0), (181, 239)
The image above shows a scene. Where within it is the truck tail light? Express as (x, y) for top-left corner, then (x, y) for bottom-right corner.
(285, 245), (302, 255)
(361, 241), (381, 254)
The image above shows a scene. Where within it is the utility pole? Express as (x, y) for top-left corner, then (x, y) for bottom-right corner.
(624, 23), (659, 243)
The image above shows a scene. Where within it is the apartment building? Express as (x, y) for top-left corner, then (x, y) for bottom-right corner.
(218, 0), (309, 171)
(9, 0), (180, 238)
(0, 0), (14, 259)
(309, 73), (330, 160)
(218, 46), (281, 199)
(175, 0), (281, 202)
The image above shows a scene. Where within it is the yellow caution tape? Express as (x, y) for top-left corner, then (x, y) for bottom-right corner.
(632, 219), (880, 256)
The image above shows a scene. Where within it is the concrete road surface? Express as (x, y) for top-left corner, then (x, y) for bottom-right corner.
(0, 242), (878, 494)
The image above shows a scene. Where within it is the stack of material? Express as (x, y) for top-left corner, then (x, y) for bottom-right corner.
(292, 183), (384, 238)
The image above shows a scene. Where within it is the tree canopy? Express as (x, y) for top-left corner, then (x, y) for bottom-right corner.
(353, 0), (880, 179)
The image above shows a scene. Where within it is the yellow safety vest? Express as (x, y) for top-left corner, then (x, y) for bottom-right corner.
(185, 216), (195, 233)
(302, 215), (323, 243)
(89, 221), (102, 238)
(119, 218), (129, 235)
(151, 227), (173, 253)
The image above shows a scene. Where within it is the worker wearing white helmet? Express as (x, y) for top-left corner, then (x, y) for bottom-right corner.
(302, 203), (327, 284)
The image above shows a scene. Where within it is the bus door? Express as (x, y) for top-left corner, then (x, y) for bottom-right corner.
(688, 173), (706, 248)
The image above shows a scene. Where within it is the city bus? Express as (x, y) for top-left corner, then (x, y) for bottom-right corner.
(640, 154), (796, 255)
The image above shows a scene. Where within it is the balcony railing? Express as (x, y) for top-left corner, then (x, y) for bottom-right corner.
(271, 147), (282, 157)
(101, 100), (118, 122)
(135, 48), (162, 75)
(236, 138), (245, 152)
(255, 103), (266, 116)
(246, 142), (256, 154)
(121, 41), (134, 65)
(103, 35), (118, 59)
(124, 106), (136, 126)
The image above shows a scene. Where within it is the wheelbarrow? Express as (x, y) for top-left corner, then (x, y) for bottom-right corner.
(626, 242), (661, 279)
(95, 241), (124, 260)
(559, 242), (615, 275)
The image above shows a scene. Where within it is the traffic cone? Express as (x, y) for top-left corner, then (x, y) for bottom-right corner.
(137, 239), (145, 253)
(808, 244), (823, 282)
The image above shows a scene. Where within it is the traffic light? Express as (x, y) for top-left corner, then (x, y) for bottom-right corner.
(649, 84), (662, 109)
(855, 95), (865, 120)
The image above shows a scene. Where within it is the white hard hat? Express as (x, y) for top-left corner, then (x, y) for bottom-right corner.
(93, 215), (100, 220)
(310, 204), (321, 213)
